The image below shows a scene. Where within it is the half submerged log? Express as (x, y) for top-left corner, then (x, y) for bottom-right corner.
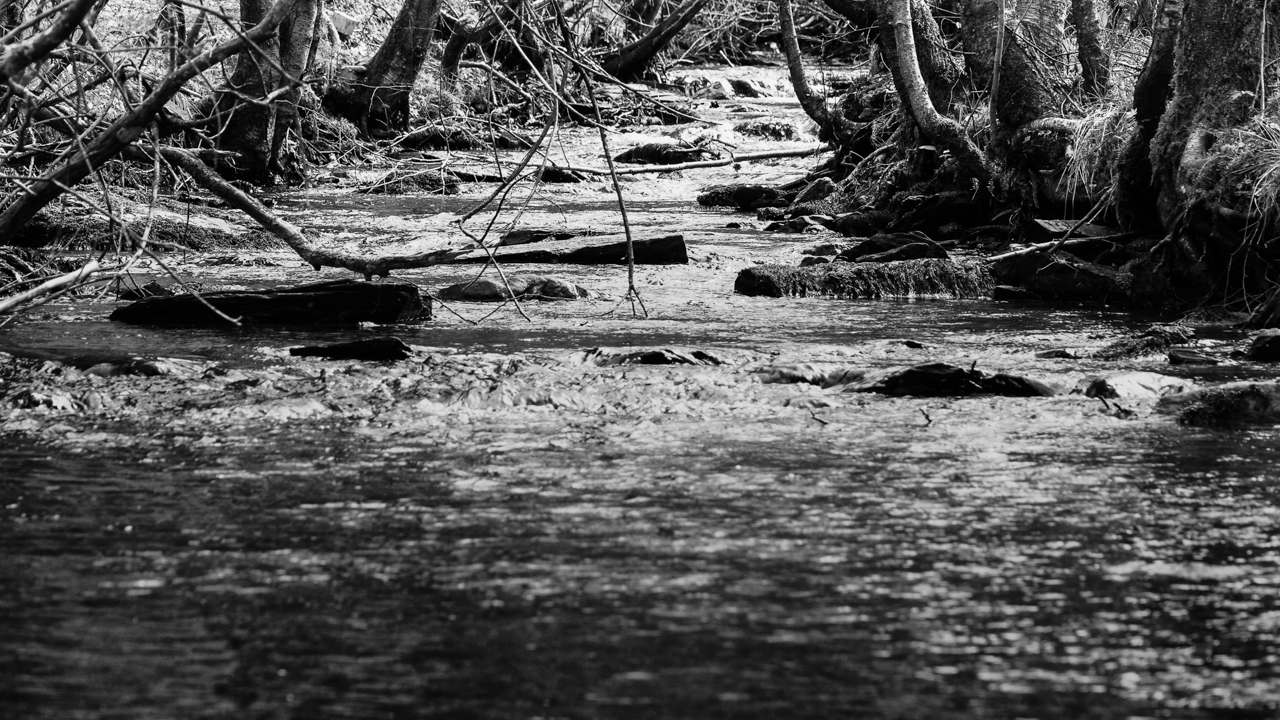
(290, 337), (414, 361)
(735, 259), (992, 299)
(455, 233), (687, 265)
(110, 280), (430, 327)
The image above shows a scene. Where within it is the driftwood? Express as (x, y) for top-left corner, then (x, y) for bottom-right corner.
(110, 279), (431, 327)
(0, 261), (100, 315)
(455, 233), (687, 265)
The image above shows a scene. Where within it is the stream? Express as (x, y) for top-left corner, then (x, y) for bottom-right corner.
(4, 67), (1280, 719)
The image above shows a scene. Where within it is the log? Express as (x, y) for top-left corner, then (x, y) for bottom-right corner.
(455, 233), (687, 265)
(110, 279), (430, 327)
(735, 259), (992, 299)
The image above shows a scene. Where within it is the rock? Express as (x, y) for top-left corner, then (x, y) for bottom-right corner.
(454, 233), (687, 265)
(764, 215), (833, 233)
(799, 256), (830, 267)
(1092, 325), (1195, 360)
(290, 337), (413, 361)
(1079, 372), (1195, 400)
(837, 232), (938, 261)
(697, 184), (789, 210)
(83, 357), (206, 377)
(1169, 348), (1220, 365)
(704, 78), (735, 99)
(802, 242), (850, 256)
(615, 143), (716, 165)
(1027, 218), (1116, 244)
(856, 242), (948, 263)
(110, 279), (431, 327)
(788, 178), (837, 209)
(993, 285), (1041, 301)
(567, 347), (725, 366)
(732, 118), (802, 141)
(833, 212), (891, 237)
(989, 251), (1130, 303)
(735, 259), (992, 300)
(756, 207), (787, 221)
(754, 363), (863, 388)
(1158, 381), (1280, 427)
(728, 78), (770, 97)
(1035, 348), (1083, 359)
(437, 275), (593, 301)
(1247, 331), (1280, 361)
(837, 362), (1058, 397)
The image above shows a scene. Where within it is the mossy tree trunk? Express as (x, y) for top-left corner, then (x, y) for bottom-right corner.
(325, 0), (442, 137)
(1133, 0), (1280, 310)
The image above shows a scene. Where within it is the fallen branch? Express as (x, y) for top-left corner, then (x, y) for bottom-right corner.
(987, 231), (1145, 261)
(0, 260), (99, 314)
(559, 144), (832, 175)
(157, 147), (469, 278)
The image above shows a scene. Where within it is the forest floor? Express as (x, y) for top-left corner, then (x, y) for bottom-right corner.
(4, 65), (1280, 719)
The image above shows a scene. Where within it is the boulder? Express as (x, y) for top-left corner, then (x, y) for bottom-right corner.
(838, 362), (1058, 397)
(1247, 331), (1280, 361)
(1092, 325), (1195, 360)
(1168, 348), (1219, 365)
(856, 243), (948, 263)
(1079, 372), (1194, 400)
(1158, 382), (1280, 427)
(437, 275), (593, 301)
(697, 184), (789, 210)
(837, 232), (936, 261)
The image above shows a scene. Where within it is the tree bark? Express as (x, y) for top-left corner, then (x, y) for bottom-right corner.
(1115, 0), (1180, 229)
(325, 0), (442, 137)
(601, 0), (708, 82)
(1070, 0), (1108, 97)
(1133, 0), (1280, 308)
(214, 0), (318, 184)
(872, 0), (966, 114)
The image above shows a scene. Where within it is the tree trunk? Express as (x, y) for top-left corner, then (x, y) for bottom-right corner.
(1070, 0), (1108, 97)
(601, 0), (708, 82)
(1133, 0), (1280, 308)
(872, 0), (966, 114)
(214, 0), (318, 184)
(1114, 0), (1180, 229)
(325, 0), (442, 137)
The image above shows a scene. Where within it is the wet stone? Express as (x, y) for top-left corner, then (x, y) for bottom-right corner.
(1079, 372), (1195, 400)
(1168, 347), (1220, 365)
(289, 337), (414, 362)
(836, 362), (1059, 397)
(437, 275), (594, 301)
(1159, 381), (1280, 427)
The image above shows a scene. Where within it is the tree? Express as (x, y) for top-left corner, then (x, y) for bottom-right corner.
(325, 0), (442, 137)
(214, 0), (321, 183)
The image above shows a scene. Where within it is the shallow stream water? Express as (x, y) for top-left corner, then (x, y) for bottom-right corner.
(4, 72), (1280, 719)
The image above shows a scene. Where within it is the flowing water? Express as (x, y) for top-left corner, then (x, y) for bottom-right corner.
(4, 76), (1280, 719)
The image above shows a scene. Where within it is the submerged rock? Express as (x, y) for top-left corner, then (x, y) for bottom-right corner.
(735, 259), (992, 300)
(566, 347), (725, 367)
(1158, 382), (1280, 427)
(1079, 372), (1195, 400)
(1168, 348), (1220, 365)
(838, 362), (1059, 397)
(437, 275), (594, 301)
(290, 337), (413, 362)
(764, 215), (833, 233)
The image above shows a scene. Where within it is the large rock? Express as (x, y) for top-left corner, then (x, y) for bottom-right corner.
(1247, 331), (1280, 361)
(110, 279), (430, 327)
(837, 232), (936, 261)
(1079, 372), (1195, 400)
(856, 243), (948, 263)
(735, 259), (992, 299)
(437, 275), (593, 301)
(838, 362), (1058, 397)
(990, 250), (1130, 302)
(697, 184), (790, 210)
(1157, 382), (1280, 427)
